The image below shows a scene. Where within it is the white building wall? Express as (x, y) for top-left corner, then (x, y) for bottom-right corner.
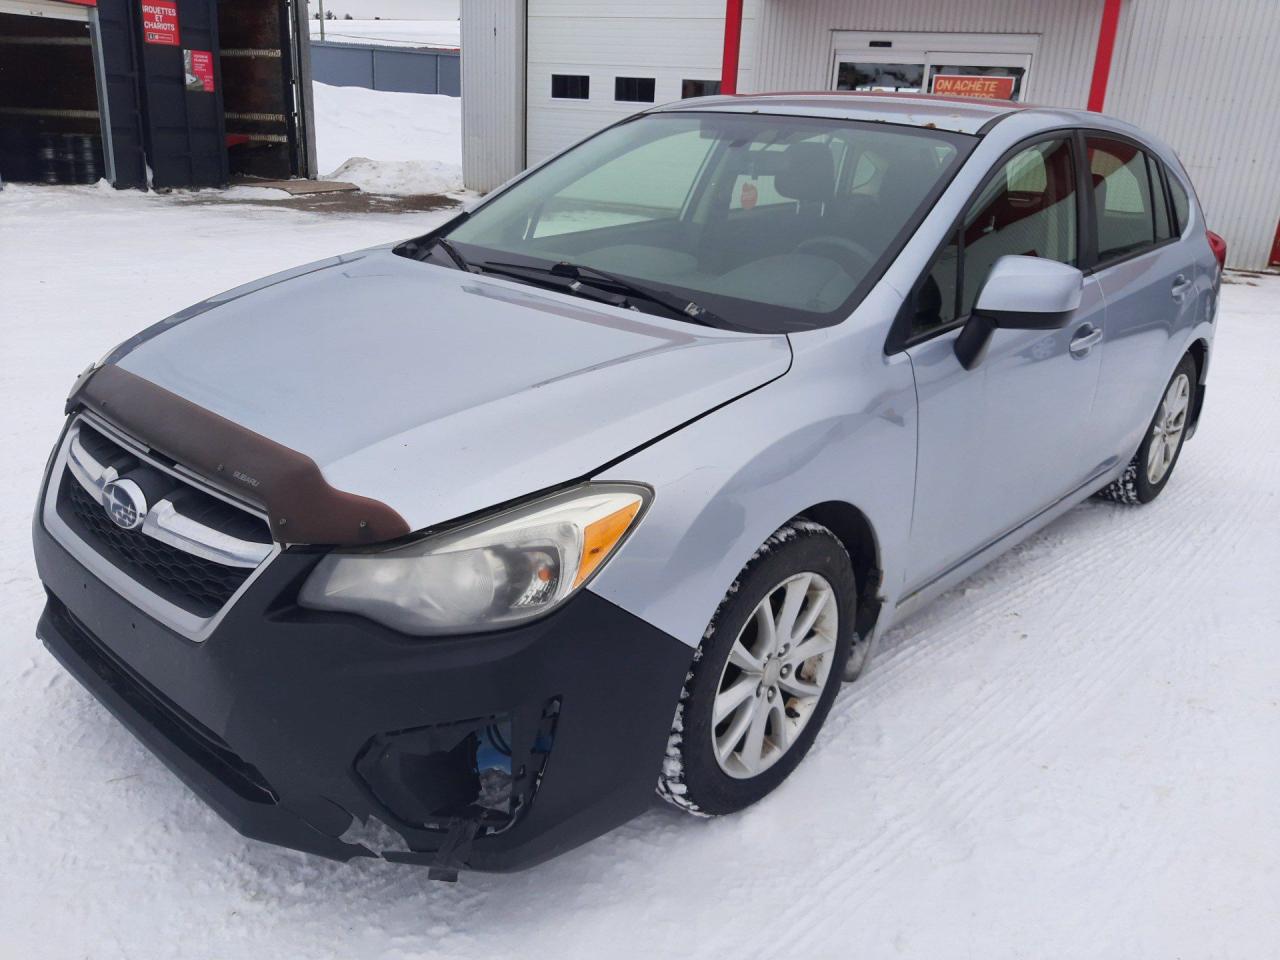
(524, 0), (759, 166)
(750, 0), (1106, 106)
(461, 0), (525, 193)
(1104, 0), (1280, 269)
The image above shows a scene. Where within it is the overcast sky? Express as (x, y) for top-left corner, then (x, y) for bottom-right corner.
(306, 0), (458, 18)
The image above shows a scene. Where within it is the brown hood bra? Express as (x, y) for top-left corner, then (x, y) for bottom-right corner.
(69, 364), (411, 546)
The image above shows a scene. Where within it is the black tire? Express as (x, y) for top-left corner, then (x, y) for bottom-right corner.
(1095, 354), (1197, 505)
(656, 521), (856, 816)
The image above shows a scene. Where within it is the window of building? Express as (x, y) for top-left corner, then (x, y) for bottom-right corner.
(681, 79), (722, 99)
(551, 74), (590, 100)
(911, 137), (1077, 338)
(835, 62), (924, 92)
(1088, 137), (1156, 262)
(615, 77), (656, 102)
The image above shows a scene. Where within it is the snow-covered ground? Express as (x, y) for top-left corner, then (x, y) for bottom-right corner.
(309, 18), (460, 48)
(1, 181), (1278, 959)
(313, 81), (462, 195)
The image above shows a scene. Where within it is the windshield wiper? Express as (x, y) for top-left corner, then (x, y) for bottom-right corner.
(477, 261), (631, 309)
(482, 259), (727, 328)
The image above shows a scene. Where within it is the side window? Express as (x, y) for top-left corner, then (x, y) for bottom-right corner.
(910, 137), (1077, 338)
(959, 138), (1078, 317)
(1148, 155), (1172, 241)
(1168, 170), (1192, 235)
(1088, 137), (1156, 261)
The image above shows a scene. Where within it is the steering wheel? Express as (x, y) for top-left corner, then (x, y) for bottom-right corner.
(795, 236), (878, 274)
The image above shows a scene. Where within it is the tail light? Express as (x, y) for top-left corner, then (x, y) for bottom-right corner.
(1207, 230), (1227, 270)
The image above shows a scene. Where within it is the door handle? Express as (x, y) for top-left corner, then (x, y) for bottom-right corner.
(1171, 274), (1192, 299)
(1069, 325), (1104, 356)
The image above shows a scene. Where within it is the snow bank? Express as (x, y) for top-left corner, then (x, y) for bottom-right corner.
(312, 81), (462, 195)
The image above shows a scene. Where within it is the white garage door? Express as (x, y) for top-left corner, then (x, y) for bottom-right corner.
(0, 0), (91, 20)
(524, 0), (754, 166)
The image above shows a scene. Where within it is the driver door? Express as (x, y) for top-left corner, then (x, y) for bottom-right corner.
(900, 135), (1107, 593)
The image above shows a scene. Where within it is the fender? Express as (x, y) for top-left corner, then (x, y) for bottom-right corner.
(588, 282), (917, 650)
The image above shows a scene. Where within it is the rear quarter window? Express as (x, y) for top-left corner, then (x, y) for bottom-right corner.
(1168, 170), (1192, 235)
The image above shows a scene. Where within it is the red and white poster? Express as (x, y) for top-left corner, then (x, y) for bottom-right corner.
(184, 49), (215, 93)
(141, 1), (180, 47)
(931, 74), (1017, 100)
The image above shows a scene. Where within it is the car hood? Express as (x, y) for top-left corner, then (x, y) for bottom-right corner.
(104, 249), (791, 535)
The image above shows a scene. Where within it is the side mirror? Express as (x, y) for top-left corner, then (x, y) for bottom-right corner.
(955, 256), (1085, 369)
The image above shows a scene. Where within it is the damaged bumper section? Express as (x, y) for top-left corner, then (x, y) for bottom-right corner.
(33, 519), (693, 875)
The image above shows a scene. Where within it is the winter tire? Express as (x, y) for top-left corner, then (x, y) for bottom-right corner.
(1095, 354), (1197, 505)
(656, 521), (856, 816)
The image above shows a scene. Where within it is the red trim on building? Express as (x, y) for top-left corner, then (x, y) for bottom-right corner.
(1087, 0), (1123, 112)
(1269, 219), (1280, 267)
(721, 0), (744, 95)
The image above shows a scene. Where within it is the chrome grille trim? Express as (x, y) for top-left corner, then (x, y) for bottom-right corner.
(42, 414), (282, 643)
(65, 421), (272, 569)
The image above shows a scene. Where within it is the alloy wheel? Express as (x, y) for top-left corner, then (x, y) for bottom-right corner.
(711, 572), (838, 779)
(1147, 372), (1191, 485)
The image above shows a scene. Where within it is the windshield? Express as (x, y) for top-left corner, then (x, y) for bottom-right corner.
(417, 112), (973, 333)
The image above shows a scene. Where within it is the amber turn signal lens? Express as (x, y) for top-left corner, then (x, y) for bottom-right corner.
(574, 500), (642, 588)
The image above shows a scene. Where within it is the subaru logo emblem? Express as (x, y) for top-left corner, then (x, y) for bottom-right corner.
(102, 479), (148, 531)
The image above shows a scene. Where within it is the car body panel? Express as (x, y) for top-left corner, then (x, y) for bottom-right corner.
(902, 275), (1108, 593)
(109, 249), (792, 535)
(589, 281), (917, 648)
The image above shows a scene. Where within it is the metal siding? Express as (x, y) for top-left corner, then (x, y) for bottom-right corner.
(311, 42), (461, 96)
(1103, 0), (1280, 268)
(523, 0), (759, 166)
(750, 0), (1104, 106)
(461, 0), (525, 192)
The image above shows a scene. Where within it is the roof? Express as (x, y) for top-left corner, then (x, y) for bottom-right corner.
(654, 91), (1029, 136)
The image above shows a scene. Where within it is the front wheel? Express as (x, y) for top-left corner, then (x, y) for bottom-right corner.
(656, 521), (855, 816)
(1095, 354), (1197, 505)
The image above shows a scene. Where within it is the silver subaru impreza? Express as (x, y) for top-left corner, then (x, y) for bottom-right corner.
(34, 93), (1221, 876)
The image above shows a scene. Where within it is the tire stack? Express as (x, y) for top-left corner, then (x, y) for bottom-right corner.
(36, 133), (103, 184)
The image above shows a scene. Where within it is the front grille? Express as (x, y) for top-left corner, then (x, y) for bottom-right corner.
(52, 418), (273, 622)
(62, 477), (251, 617)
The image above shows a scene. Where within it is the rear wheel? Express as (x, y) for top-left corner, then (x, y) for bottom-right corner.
(656, 521), (855, 816)
(1095, 354), (1197, 505)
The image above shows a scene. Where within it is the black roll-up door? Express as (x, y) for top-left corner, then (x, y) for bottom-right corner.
(134, 0), (227, 188)
(94, 0), (147, 188)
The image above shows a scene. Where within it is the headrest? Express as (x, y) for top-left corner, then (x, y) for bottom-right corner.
(775, 141), (835, 203)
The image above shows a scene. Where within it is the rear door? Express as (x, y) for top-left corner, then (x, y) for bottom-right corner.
(900, 134), (1108, 592)
(1083, 134), (1199, 464)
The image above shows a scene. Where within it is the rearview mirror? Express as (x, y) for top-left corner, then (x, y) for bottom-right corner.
(955, 256), (1085, 369)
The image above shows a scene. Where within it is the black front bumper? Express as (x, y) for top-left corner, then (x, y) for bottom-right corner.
(33, 518), (693, 873)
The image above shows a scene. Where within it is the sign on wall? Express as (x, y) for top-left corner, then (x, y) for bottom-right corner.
(184, 49), (214, 92)
(141, 1), (180, 46)
(931, 75), (1016, 99)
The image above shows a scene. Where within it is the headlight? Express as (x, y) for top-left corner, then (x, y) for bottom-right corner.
(298, 483), (650, 635)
